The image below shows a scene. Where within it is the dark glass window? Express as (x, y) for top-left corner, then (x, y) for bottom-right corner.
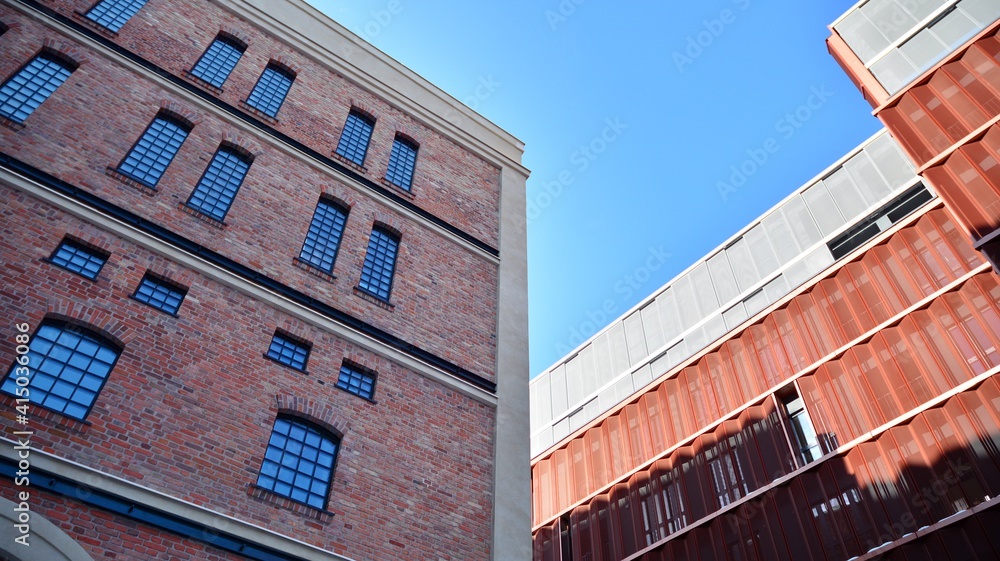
(384, 137), (417, 190)
(185, 146), (251, 221)
(245, 65), (293, 118)
(0, 53), (73, 123)
(336, 362), (376, 400)
(257, 416), (338, 510)
(117, 115), (190, 188)
(358, 227), (399, 301)
(298, 199), (348, 273)
(1, 320), (120, 420)
(335, 110), (374, 166)
(782, 393), (822, 466)
(132, 273), (186, 315)
(266, 332), (310, 371)
(190, 36), (245, 89)
(48, 238), (109, 280)
(84, 0), (148, 32)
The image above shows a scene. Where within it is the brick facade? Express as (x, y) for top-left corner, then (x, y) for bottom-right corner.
(0, 0), (530, 558)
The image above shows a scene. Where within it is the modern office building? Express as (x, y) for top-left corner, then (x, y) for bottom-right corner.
(0, 0), (530, 559)
(530, 2), (1000, 559)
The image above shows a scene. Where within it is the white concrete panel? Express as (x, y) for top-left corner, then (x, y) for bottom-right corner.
(707, 251), (741, 306)
(745, 224), (780, 279)
(624, 312), (648, 366)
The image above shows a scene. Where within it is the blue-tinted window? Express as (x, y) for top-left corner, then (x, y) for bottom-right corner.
(84, 0), (148, 32)
(335, 111), (374, 166)
(358, 227), (399, 301)
(1, 320), (120, 420)
(132, 273), (186, 315)
(185, 146), (251, 221)
(266, 332), (310, 371)
(384, 137), (417, 190)
(257, 416), (338, 510)
(49, 238), (109, 280)
(0, 53), (73, 123)
(117, 115), (190, 187)
(190, 36), (245, 89)
(336, 362), (376, 400)
(298, 199), (348, 273)
(245, 65), (293, 118)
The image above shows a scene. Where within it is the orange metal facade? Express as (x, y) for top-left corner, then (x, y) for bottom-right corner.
(531, 203), (1000, 559)
(532, 15), (1000, 561)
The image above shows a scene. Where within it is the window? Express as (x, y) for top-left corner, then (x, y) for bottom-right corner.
(335, 110), (374, 166)
(781, 391), (822, 466)
(336, 361), (376, 400)
(1, 320), (120, 420)
(185, 146), (252, 221)
(245, 64), (293, 118)
(84, 0), (148, 32)
(266, 332), (310, 371)
(189, 35), (245, 89)
(132, 273), (186, 315)
(358, 226), (399, 301)
(48, 238), (109, 280)
(0, 53), (74, 124)
(256, 416), (338, 510)
(298, 199), (348, 273)
(117, 114), (190, 188)
(384, 136), (418, 190)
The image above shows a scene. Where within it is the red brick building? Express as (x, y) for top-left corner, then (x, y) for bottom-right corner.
(0, 0), (530, 559)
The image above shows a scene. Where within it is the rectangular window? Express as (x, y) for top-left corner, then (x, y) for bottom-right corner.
(0, 53), (74, 123)
(189, 36), (245, 89)
(245, 65), (294, 118)
(781, 390), (823, 466)
(298, 199), (348, 273)
(358, 226), (399, 301)
(84, 0), (148, 32)
(336, 361), (377, 400)
(385, 136), (417, 190)
(132, 273), (186, 315)
(48, 238), (109, 280)
(266, 332), (310, 371)
(117, 115), (190, 187)
(335, 110), (374, 166)
(185, 146), (252, 221)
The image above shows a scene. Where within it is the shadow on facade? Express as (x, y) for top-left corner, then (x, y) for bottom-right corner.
(533, 375), (1000, 560)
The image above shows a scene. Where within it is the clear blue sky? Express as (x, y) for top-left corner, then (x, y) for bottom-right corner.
(308, 0), (883, 377)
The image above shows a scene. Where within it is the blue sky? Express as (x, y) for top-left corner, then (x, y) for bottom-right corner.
(309, 0), (883, 377)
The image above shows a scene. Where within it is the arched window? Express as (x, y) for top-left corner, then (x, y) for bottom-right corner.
(256, 416), (339, 510)
(0, 52), (75, 124)
(2, 320), (121, 420)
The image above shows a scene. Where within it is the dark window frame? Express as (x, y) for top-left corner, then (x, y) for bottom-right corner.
(184, 144), (253, 222)
(244, 63), (295, 118)
(45, 237), (110, 280)
(356, 225), (399, 302)
(335, 360), (377, 402)
(189, 34), (247, 89)
(1, 319), (122, 421)
(264, 330), (311, 372)
(335, 110), (375, 166)
(297, 197), (349, 274)
(116, 113), (192, 188)
(0, 50), (76, 124)
(131, 272), (188, 316)
(83, 0), (149, 32)
(255, 415), (340, 511)
(384, 135), (418, 191)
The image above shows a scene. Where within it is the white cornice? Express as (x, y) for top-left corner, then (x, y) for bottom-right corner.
(213, 0), (529, 176)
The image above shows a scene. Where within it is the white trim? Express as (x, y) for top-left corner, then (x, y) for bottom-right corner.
(0, 442), (357, 561)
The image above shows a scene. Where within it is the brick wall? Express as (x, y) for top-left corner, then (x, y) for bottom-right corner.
(0, 186), (497, 560)
(0, 7), (500, 379)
